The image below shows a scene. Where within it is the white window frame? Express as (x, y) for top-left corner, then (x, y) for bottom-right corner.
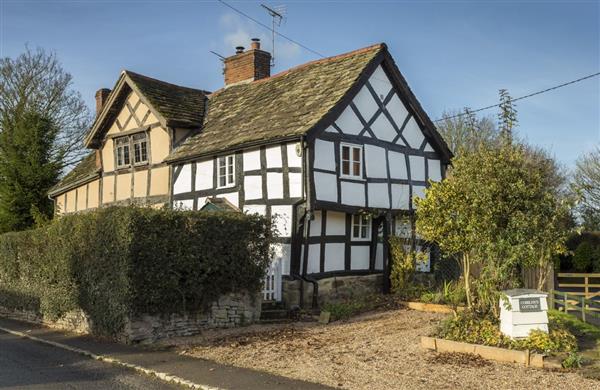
(115, 136), (130, 169)
(340, 143), (363, 179)
(217, 154), (236, 188)
(351, 214), (371, 241)
(131, 132), (149, 166)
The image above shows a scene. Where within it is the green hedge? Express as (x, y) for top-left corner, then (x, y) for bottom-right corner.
(559, 231), (600, 272)
(0, 206), (273, 337)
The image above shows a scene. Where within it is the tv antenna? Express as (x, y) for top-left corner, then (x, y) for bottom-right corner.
(210, 51), (226, 62)
(261, 4), (286, 67)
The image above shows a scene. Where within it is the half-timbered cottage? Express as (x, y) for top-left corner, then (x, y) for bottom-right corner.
(49, 41), (452, 307)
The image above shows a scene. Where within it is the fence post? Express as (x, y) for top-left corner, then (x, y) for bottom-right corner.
(581, 296), (586, 323)
(548, 290), (554, 310)
(563, 292), (568, 313)
(584, 276), (589, 299)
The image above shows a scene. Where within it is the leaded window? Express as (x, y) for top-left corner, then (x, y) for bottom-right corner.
(115, 137), (130, 168)
(341, 143), (362, 178)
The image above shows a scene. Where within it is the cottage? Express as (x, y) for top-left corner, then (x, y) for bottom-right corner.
(49, 41), (452, 307)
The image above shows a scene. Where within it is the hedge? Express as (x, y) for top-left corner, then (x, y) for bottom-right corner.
(559, 231), (600, 272)
(0, 206), (273, 337)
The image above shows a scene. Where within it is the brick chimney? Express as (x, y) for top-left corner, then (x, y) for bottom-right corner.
(223, 38), (271, 86)
(95, 88), (111, 117)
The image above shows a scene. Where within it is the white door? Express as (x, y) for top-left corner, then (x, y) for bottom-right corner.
(262, 260), (282, 301)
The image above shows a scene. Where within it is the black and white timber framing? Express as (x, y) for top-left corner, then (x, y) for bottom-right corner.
(171, 60), (448, 299)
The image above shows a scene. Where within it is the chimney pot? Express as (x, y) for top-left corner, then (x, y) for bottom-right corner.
(251, 38), (260, 50)
(235, 46), (244, 54)
(94, 88), (111, 117)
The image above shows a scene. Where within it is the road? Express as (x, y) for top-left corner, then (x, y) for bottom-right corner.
(0, 330), (180, 389)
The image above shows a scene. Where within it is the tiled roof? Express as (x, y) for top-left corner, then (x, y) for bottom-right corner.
(166, 44), (385, 162)
(49, 153), (99, 196)
(125, 71), (209, 128)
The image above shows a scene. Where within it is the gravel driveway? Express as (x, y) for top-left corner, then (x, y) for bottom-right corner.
(169, 308), (599, 390)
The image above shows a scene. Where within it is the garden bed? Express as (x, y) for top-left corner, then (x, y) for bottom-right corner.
(163, 308), (599, 390)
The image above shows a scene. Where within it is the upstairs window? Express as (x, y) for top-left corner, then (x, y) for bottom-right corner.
(115, 137), (130, 168)
(217, 154), (235, 188)
(341, 143), (362, 178)
(352, 214), (371, 240)
(132, 133), (148, 165)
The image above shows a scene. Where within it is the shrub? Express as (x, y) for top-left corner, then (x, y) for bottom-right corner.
(562, 352), (583, 369)
(322, 300), (366, 321)
(0, 206), (273, 338)
(572, 241), (594, 272)
(435, 310), (578, 354)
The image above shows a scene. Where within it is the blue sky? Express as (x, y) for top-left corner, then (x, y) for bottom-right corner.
(1, 0), (598, 167)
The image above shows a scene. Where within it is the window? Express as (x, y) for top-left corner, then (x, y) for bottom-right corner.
(341, 143), (362, 178)
(352, 214), (371, 240)
(217, 154), (235, 188)
(132, 133), (148, 165)
(115, 137), (130, 168)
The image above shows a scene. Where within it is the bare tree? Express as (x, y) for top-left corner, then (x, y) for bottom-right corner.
(574, 147), (600, 230)
(0, 46), (91, 169)
(436, 108), (498, 155)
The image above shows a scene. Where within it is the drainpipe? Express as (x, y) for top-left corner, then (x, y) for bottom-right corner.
(295, 135), (319, 310)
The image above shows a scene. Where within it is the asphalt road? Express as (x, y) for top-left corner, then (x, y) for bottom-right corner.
(0, 330), (181, 390)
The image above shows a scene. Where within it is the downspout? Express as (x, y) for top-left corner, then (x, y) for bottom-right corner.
(295, 135), (319, 310)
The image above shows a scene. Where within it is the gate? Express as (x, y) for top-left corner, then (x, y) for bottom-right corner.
(262, 260), (282, 301)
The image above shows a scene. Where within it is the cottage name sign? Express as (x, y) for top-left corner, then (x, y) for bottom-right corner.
(518, 297), (541, 312)
(500, 289), (549, 339)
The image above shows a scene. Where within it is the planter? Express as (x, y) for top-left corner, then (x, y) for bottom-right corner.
(421, 336), (547, 368)
(404, 301), (465, 314)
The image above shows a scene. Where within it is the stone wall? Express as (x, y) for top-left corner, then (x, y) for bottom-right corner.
(124, 293), (261, 344)
(0, 292), (260, 344)
(282, 273), (384, 308)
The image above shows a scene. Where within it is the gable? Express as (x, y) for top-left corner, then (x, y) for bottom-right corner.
(106, 91), (159, 136)
(318, 61), (449, 159)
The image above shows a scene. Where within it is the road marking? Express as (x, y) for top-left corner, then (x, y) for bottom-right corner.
(0, 325), (225, 390)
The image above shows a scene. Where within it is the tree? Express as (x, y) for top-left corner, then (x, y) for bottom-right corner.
(0, 47), (90, 231)
(573, 147), (600, 230)
(0, 47), (90, 169)
(436, 108), (498, 155)
(416, 143), (571, 315)
(0, 111), (61, 232)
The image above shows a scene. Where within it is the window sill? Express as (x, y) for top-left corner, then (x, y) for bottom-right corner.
(340, 175), (365, 182)
(216, 183), (236, 190)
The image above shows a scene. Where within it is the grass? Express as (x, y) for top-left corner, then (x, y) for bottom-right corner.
(548, 310), (600, 341)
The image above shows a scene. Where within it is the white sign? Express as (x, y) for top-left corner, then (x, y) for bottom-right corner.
(499, 289), (549, 339)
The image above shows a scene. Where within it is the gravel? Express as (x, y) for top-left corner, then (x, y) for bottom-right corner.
(170, 309), (600, 390)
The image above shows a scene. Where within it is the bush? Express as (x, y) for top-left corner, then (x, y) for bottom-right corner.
(435, 310), (578, 354)
(0, 206), (273, 338)
(560, 231), (600, 272)
(572, 241), (595, 272)
(322, 301), (366, 321)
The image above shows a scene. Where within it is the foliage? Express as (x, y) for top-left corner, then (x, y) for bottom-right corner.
(416, 140), (572, 315)
(436, 311), (578, 354)
(0, 111), (62, 232)
(573, 147), (600, 230)
(0, 206), (273, 338)
(389, 235), (428, 294)
(419, 280), (466, 306)
(560, 231), (600, 272)
(562, 352), (583, 369)
(572, 241), (595, 272)
(0, 47), (91, 231)
(322, 301), (366, 321)
(548, 310), (600, 341)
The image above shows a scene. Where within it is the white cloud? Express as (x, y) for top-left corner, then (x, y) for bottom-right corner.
(214, 12), (300, 63)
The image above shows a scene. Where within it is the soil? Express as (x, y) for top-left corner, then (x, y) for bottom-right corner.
(164, 308), (600, 390)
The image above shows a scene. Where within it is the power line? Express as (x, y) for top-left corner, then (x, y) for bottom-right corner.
(217, 0), (326, 58)
(434, 72), (600, 122)
(216, 0), (598, 126)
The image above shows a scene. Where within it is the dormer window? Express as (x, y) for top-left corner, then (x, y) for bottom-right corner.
(115, 132), (148, 169)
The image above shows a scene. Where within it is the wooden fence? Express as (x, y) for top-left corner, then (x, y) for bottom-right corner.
(556, 272), (600, 300)
(549, 290), (600, 324)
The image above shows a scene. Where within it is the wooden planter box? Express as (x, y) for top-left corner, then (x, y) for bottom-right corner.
(403, 301), (465, 314)
(421, 336), (547, 368)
